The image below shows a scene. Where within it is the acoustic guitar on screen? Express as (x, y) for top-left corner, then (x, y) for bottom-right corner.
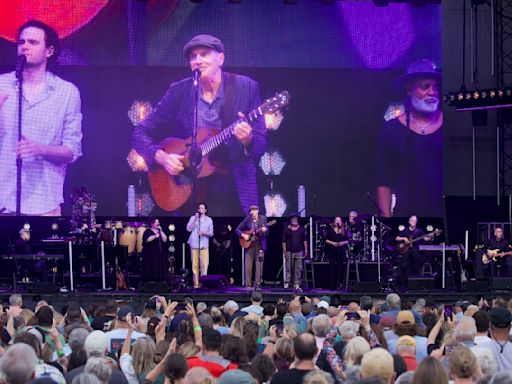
(239, 220), (277, 249)
(148, 91), (290, 212)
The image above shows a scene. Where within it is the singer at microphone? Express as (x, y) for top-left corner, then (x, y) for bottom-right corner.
(324, 216), (349, 290)
(0, 20), (83, 216)
(131, 34), (266, 216)
(186, 202), (213, 289)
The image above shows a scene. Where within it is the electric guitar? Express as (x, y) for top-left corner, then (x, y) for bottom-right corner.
(396, 229), (442, 255)
(239, 220), (277, 249)
(148, 92), (290, 212)
(482, 249), (512, 264)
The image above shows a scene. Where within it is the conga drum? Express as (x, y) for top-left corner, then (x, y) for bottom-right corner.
(119, 225), (136, 254)
(136, 224), (148, 254)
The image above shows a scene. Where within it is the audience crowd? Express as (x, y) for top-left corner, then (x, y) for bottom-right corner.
(0, 291), (511, 384)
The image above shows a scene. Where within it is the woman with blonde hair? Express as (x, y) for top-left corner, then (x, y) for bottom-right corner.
(344, 336), (371, 367)
(448, 345), (480, 383)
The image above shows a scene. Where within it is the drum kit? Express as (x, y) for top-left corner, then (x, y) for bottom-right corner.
(313, 214), (392, 262)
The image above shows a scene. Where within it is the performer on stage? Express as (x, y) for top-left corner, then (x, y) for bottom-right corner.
(0, 20), (83, 216)
(132, 34), (266, 215)
(282, 213), (308, 290)
(14, 228), (32, 255)
(186, 202), (214, 288)
(395, 215), (431, 290)
(376, 59), (442, 217)
(236, 205), (267, 289)
(477, 227), (512, 278)
(324, 216), (349, 290)
(212, 223), (234, 282)
(141, 218), (168, 282)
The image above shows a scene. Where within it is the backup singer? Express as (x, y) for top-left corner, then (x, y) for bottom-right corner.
(132, 34), (266, 215)
(186, 202), (214, 288)
(282, 213), (308, 290)
(324, 216), (349, 290)
(141, 218), (168, 282)
(0, 20), (83, 215)
(236, 205), (267, 289)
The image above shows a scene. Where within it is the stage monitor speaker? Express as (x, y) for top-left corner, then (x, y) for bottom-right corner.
(408, 277), (436, 291)
(491, 277), (512, 291)
(200, 275), (228, 289)
(351, 282), (380, 293)
(29, 282), (59, 294)
(141, 282), (171, 294)
(462, 280), (490, 293)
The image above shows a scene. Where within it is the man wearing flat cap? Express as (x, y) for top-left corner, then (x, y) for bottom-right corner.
(375, 59), (443, 217)
(132, 34), (266, 215)
(236, 205), (267, 288)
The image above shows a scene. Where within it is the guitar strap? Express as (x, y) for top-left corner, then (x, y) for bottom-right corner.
(221, 72), (236, 128)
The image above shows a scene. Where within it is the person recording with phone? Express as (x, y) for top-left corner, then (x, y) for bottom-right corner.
(324, 216), (349, 290)
(141, 217), (168, 282)
(186, 202), (213, 288)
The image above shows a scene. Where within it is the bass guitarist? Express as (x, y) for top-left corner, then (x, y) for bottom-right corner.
(132, 34), (266, 215)
(395, 214), (432, 290)
(236, 205), (267, 289)
(477, 227), (512, 279)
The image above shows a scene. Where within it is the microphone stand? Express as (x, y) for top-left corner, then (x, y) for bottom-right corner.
(16, 64), (24, 215)
(189, 73), (202, 211)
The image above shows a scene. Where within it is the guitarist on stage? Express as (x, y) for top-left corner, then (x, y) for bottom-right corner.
(395, 215), (431, 290)
(236, 205), (267, 289)
(477, 227), (512, 279)
(132, 34), (266, 215)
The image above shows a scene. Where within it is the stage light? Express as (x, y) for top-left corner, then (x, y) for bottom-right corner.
(457, 92), (464, 101)
(446, 86), (512, 111)
(128, 100), (153, 126)
(23, 223), (30, 230)
(169, 234), (176, 242)
(426, 225), (434, 232)
(259, 151), (286, 176)
(481, 91), (487, 99)
(398, 225), (405, 231)
(264, 111), (284, 130)
(506, 88), (512, 97)
(168, 224), (176, 232)
(498, 89), (504, 97)
(126, 149), (148, 172)
(264, 193), (287, 217)
(490, 90), (496, 98)
(473, 91), (480, 100)
(465, 92), (472, 100)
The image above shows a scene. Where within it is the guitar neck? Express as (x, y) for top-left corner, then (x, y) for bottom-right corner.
(200, 108), (262, 157)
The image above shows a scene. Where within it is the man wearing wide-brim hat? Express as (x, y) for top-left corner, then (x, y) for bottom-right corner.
(132, 34), (266, 215)
(375, 59), (443, 218)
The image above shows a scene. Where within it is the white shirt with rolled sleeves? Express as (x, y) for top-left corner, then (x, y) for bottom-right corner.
(0, 71), (82, 214)
(186, 214), (213, 249)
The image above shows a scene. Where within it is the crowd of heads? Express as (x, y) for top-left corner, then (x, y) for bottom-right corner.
(0, 292), (509, 384)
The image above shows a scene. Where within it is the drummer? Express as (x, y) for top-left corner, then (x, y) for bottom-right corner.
(347, 211), (362, 240)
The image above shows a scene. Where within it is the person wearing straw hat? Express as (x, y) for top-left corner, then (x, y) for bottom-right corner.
(375, 59), (443, 217)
